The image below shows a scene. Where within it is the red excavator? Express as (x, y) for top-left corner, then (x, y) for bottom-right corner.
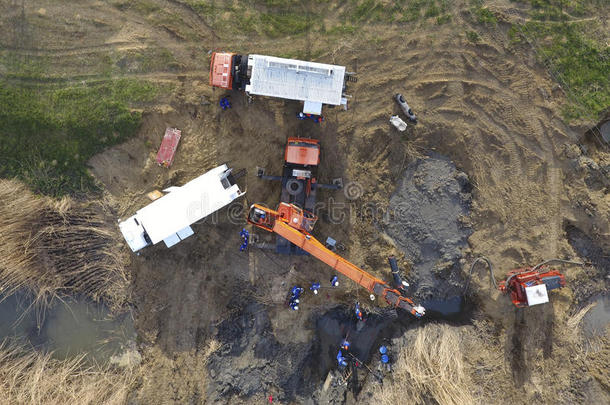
(468, 257), (583, 308)
(247, 202), (425, 317)
(499, 267), (566, 308)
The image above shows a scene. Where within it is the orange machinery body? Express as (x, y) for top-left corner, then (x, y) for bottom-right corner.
(210, 52), (236, 89)
(499, 267), (566, 308)
(285, 138), (320, 167)
(258, 138), (335, 255)
(247, 203), (424, 317)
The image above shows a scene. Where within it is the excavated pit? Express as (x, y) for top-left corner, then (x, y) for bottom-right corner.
(382, 153), (473, 303)
(207, 298), (314, 402)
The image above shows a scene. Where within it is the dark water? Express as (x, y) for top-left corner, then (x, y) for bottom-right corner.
(422, 295), (464, 318)
(0, 292), (136, 364)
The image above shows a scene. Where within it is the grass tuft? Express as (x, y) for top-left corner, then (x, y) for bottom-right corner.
(466, 30), (480, 42)
(0, 179), (129, 310)
(373, 324), (474, 405)
(0, 341), (136, 405)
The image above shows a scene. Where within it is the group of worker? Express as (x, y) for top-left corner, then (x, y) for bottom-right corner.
(288, 286), (304, 311)
(288, 278), (340, 310)
(239, 228), (249, 252)
(378, 345), (390, 371)
(337, 342), (391, 371)
(296, 112), (324, 123)
(336, 337), (351, 368)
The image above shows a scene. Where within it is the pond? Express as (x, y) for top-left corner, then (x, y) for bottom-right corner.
(0, 292), (137, 365)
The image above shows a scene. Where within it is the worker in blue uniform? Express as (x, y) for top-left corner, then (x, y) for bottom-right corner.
(336, 350), (348, 368)
(291, 286), (304, 298)
(220, 97), (231, 110)
(355, 302), (363, 321)
(330, 275), (339, 287)
(239, 228), (249, 252)
(310, 282), (321, 295)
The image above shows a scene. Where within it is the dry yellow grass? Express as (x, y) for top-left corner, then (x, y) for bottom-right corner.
(0, 342), (136, 405)
(0, 180), (129, 309)
(373, 323), (474, 405)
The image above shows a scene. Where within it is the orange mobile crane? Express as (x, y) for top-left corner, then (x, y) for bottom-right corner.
(247, 202), (425, 318)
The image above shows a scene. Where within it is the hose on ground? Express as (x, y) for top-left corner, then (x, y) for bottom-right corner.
(463, 256), (496, 295)
(532, 258), (586, 271)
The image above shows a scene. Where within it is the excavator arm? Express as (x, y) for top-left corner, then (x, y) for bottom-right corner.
(248, 203), (424, 317)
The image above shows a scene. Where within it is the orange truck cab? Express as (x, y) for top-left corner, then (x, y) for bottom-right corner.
(209, 52), (249, 90)
(276, 138), (321, 213)
(285, 138), (320, 167)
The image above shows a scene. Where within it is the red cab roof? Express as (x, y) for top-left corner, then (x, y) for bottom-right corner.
(209, 52), (234, 89)
(285, 138), (320, 166)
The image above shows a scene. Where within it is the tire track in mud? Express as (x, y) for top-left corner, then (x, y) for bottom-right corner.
(3, 70), (209, 86)
(417, 71), (531, 183)
(148, 0), (218, 40)
(1, 41), (147, 56)
(462, 95), (527, 178)
(539, 124), (564, 256)
(358, 26), (573, 263)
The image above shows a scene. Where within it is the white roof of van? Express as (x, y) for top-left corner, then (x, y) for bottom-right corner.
(245, 54), (346, 105)
(134, 165), (243, 244)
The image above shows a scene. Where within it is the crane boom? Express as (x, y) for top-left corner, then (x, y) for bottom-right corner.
(248, 203), (424, 317)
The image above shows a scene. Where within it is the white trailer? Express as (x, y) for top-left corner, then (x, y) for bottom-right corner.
(245, 54), (347, 115)
(119, 165), (245, 252)
(210, 52), (352, 115)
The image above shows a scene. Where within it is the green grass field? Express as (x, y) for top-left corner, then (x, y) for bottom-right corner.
(0, 0), (606, 197)
(509, 0), (609, 121)
(0, 79), (155, 196)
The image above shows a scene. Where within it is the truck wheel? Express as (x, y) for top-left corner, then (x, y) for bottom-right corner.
(286, 179), (303, 196)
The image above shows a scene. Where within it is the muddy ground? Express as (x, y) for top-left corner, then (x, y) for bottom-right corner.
(1, 0), (609, 404)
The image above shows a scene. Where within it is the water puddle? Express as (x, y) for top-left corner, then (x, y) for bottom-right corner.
(421, 296), (464, 318)
(0, 292), (136, 365)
